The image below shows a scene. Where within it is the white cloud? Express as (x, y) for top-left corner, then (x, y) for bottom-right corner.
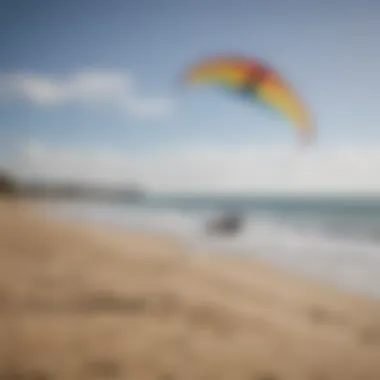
(0, 69), (174, 118)
(11, 140), (380, 194)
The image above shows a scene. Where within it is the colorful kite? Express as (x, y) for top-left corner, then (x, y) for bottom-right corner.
(183, 54), (315, 143)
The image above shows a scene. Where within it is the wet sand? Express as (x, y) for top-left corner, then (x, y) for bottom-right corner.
(0, 198), (380, 380)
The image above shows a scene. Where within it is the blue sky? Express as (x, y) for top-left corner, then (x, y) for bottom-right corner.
(2, 0), (380, 192)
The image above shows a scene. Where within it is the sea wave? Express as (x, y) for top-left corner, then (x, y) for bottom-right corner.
(43, 199), (380, 299)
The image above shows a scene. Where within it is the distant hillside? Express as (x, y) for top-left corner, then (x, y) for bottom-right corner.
(17, 181), (146, 202)
(0, 170), (146, 202)
(0, 171), (18, 195)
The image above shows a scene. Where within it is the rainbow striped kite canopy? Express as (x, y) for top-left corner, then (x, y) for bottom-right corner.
(183, 54), (315, 143)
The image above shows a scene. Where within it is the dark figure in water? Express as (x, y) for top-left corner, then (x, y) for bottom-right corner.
(205, 214), (244, 236)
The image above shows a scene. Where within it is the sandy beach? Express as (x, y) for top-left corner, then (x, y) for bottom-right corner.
(0, 199), (380, 380)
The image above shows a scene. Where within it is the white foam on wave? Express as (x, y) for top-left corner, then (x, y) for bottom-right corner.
(44, 200), (380, 299)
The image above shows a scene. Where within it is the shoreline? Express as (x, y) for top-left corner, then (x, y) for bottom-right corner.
(1, 198), (380, 379)
(36, 197), (380, 302)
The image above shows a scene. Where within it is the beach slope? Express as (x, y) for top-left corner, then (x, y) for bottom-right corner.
(0, 199), (380, 380)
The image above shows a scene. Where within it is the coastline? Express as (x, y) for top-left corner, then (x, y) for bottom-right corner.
(1, 198), (380, 379)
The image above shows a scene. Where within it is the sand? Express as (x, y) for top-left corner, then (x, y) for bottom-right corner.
(0, 199), (380, 380)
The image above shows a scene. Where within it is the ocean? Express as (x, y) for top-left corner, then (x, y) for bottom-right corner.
(44, 194), (380, 299)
